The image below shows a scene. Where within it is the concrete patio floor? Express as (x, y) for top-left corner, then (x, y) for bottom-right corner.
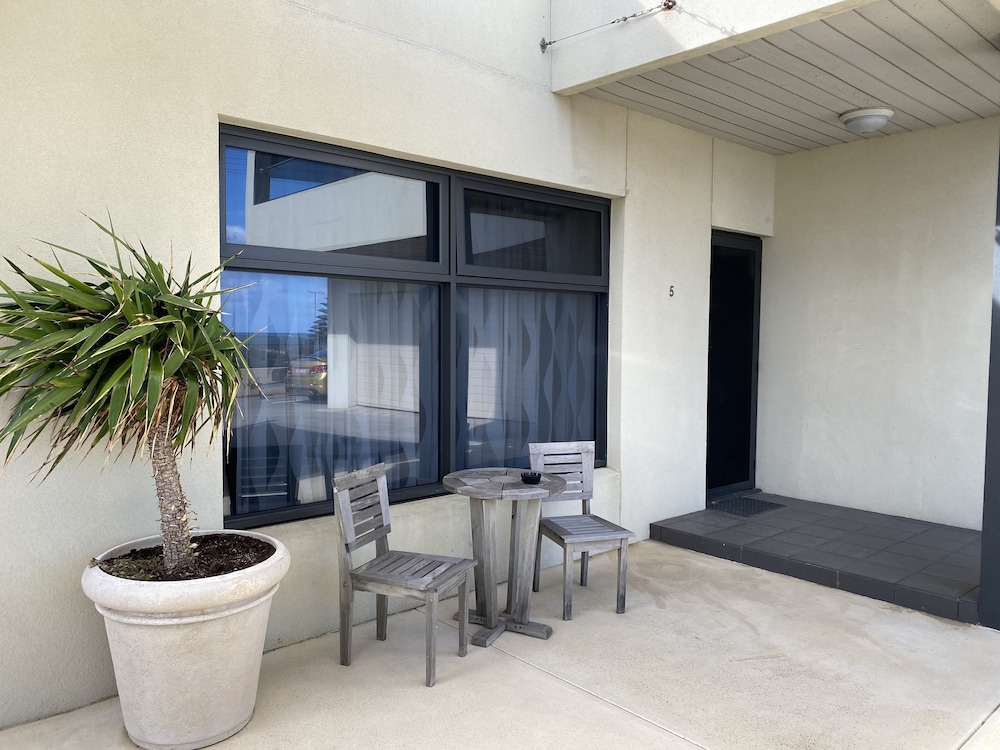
(4, 540), (1000, 749)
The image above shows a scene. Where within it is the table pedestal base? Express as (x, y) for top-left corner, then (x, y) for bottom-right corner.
(443, 469), (565, 649)
(455, 610), (553, 647)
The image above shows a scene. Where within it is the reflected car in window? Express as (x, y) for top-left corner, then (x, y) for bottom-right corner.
(285, 349), (327, 398)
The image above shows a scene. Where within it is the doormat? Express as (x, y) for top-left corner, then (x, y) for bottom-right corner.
(709, 496), (785, 517)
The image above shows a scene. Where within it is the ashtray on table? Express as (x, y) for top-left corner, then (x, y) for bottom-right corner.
(521, 471), (541, 484)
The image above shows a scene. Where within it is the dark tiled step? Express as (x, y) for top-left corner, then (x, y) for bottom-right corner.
(650, 495), (981, 625)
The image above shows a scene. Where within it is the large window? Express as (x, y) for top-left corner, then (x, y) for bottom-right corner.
(221, 127), (609, 528)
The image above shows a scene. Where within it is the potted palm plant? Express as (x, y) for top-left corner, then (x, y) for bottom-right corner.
(0, 217), (290, 750)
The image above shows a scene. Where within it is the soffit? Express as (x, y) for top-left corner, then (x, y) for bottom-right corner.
(585, 0), (1000, 154)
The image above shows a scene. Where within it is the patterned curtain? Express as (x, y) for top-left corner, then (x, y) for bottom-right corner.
(457, 287), (597, 468)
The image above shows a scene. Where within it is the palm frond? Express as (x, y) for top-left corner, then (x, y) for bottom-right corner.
(0, 219), (253, 472)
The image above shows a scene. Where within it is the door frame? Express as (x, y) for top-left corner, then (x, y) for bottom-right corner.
(706, 230), (762, 501)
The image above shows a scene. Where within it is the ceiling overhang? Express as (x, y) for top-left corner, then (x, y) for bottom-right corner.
(548, 0), (1000, 154)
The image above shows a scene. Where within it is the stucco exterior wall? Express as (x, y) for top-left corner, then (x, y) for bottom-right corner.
(713, 139), (777, 237)
(757, 118), (1000, 529)
(0, 0), (771, 729)
(612, 111), (716, 533)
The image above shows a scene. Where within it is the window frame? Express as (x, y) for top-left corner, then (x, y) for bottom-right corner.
(221, 130), (451, 278)
(453, 175), (611, 285)
(221, 125), (609, 529)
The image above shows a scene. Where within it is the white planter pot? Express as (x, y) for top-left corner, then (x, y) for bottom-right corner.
(81, 530), (291, 750)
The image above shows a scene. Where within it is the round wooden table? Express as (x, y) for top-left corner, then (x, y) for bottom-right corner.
(443, 468), (566, 647)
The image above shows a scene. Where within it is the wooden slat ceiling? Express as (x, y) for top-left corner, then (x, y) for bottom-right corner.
(586, 0), (1000, 154)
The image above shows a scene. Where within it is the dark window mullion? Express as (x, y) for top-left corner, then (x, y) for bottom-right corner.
(439, 176), (463, 478)
(442, 278), (458, 476)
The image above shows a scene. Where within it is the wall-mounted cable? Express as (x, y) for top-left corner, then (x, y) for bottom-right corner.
(540, 0), (677, 53)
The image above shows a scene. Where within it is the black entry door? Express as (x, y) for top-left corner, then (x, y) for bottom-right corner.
(706, 231), (761, 498)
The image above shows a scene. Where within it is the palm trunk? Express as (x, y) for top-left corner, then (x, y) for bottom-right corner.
(149, 418), (194, 570)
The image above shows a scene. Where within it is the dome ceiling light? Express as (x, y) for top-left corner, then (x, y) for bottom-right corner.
(839, 107), (894, 135)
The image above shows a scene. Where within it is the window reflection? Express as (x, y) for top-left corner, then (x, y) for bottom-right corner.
(222, 271), (440, 517)
(225, 147), (439, 262)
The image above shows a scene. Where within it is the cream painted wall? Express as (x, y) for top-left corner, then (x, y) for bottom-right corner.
(612, 111), (715, 534)
(713, 139), (777, 237)
(0, 0), (772, 729)
(758, 118), (1000, 529)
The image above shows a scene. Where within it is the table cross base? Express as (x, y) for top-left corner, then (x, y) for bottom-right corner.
(455, 610), (553, 647)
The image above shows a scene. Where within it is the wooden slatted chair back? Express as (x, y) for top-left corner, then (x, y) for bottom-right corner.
(332, 463), (392, 555)
(529, 441), (595, 514)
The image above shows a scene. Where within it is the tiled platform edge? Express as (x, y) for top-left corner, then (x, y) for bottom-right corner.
(650, 493), (981, 624)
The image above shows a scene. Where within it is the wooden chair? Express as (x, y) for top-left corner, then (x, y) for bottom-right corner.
(332, 463), (476, 687)
(530, 441), (634, 620)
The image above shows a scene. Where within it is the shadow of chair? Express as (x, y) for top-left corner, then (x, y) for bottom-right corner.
(332, 463), (477, 686)
(530, 441), (635, 620)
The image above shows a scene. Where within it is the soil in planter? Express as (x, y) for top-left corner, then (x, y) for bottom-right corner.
(93, 534), (275, 581)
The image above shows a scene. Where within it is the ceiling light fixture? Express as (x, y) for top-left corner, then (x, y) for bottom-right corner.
(839, 107), (894, 135)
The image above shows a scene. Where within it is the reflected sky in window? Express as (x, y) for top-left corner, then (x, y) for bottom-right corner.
(225, 147), (247, 244)
(222, 270), (327, 337)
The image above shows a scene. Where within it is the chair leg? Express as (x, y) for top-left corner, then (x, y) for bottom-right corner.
(562, 545), (574, 621)
(425, 592), (438, 687)
(339, 574), (354, 667)
(616, 540), (629, 614)
(376, 594), (388, 641)
(458, 574), (469, 658)
(532, 532), (543, 593)
(580, 550), (590, 587)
